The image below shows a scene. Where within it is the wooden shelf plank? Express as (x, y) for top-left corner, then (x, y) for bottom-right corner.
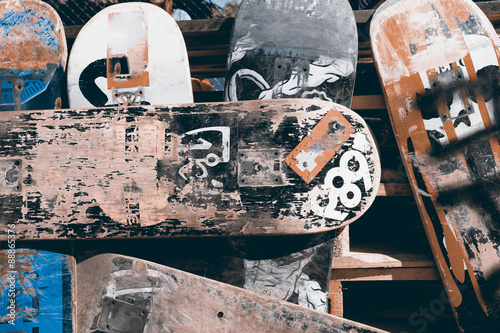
(331, 267), (440, 281)
(351, 94), (386, 110)
(332, 250), (436, 269)
(331, 248), (439, 281)
(377, 183), (412, 197)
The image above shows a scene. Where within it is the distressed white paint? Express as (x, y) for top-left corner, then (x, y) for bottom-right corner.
(67, 2), (192, 108)
(108, 11), (146, 56)
(465, 35), (498, 72)
(295, 150), (319, 172)
(352, 133), (369, 152)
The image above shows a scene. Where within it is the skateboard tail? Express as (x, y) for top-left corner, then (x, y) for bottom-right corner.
(67, 2), (192, 108)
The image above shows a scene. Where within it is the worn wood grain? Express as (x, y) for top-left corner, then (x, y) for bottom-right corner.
(0, 99), (380, 240)
(77, 253), (389, 332)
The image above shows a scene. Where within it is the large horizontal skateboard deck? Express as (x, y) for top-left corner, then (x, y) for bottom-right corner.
(0, 249), (75, 332)
(77, 253), (388, 332)
(0, 0), (66, 111)
(225, 0), (357, 105)
(67, 2), (193, 108)
(371, 0), (500, 330)
(0, 99), (380, 240)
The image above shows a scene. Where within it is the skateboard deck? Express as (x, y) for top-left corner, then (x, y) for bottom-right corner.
(222, 0), (359, 313)
(67, 2), (193, 108)
(0, 99), (380, 240)
(371, 0), (500, 330)
(225, 0), (357, 105)
(0, 249), (75, 332)
(0, 0), (66, 111)
(77, 253), (388, 332)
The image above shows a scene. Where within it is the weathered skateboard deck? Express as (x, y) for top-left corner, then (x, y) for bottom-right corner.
(0, 99), (380, 240)
(0, 249), (75, 332)
(371, 0), (500, 330)
(223, 0), (359, 313)
(67, 2), (193, 108)
(0, 0), (66, 111)
(77, 253), (388, 332)
(225, 0), (357, 105)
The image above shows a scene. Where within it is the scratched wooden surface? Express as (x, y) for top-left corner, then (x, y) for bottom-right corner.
(0, 249), (75, 332)
(76, 253), (388, 332)
(371, 0), (500, 330)
(0, 99), (380, 240)
(67, 2), (193, 108)
(0, 0), (66, 111)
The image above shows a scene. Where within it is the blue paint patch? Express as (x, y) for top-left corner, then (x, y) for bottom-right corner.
(0, 67), (55, 107)
(0, 250), (73, 333)
(0, 9), (59, 54)
(1, 79), (48, 106)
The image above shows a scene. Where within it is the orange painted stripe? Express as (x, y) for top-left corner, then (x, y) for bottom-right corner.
(428, 68), (459, 145)
(462, 53), (493, 129)
(489, 136), (500, 168)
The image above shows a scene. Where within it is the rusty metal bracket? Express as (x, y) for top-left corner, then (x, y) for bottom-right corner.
(238, 149), (288, 186)
(0, 159), (22, 193)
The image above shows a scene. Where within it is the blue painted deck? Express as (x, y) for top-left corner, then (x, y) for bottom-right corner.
(0, 250), (73, 333)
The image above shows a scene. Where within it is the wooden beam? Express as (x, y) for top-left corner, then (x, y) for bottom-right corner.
(377, 183), (412, 197)
(331, 249), (439, 281)
(351, 94), (386, 110)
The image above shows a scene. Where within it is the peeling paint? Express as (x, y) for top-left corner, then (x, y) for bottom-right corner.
(0, 99), (380, 239)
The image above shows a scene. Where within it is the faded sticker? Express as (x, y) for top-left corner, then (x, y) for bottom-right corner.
(107, 10), (150, 91)
(178, 126), (231, 180)
(285, 109), (354, 184)
(309, 138), (372, 221)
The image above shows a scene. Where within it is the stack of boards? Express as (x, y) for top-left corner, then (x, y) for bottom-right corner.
(0, 0), (384, 332)
(1, 0), (500, 332)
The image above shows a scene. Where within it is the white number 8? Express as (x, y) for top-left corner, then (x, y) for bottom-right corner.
(314, 150), (372, 221)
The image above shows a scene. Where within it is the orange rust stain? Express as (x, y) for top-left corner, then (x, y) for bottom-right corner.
(285, 109), (354, 184)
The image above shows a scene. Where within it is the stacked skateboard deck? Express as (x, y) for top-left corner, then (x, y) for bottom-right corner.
(222, 0), (361, 313)
(0, 0), (66, 111)
(0, 99), (380, 239)
(371, 0), (500, 330)
(67, 1), (193, 107)
(0, 249), (389, 332)
(0, 249), (75, 331)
